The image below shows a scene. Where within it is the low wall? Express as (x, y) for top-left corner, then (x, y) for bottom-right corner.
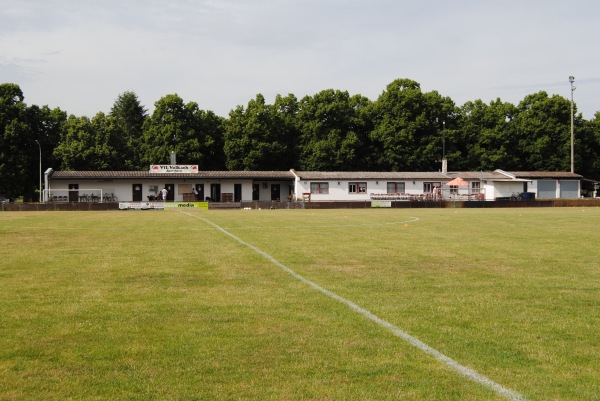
(1, 202), (120, 211)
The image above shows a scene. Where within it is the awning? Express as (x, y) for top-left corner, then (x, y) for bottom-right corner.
(446, 177), (469, 186)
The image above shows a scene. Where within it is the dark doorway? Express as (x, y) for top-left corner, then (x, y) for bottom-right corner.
(234, 184), (242, 202)
(252, 184), (259, 201)
(271, 184), (280, 201)
(68, 184), (78, 202)
(132, 184), (143, 201)
(165, 184), (175, 201)
(210, 183), (221, 202)
(195, 184), (204, 201)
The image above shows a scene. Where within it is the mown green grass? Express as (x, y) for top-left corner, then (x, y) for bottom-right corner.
(0, 208), (599, 400)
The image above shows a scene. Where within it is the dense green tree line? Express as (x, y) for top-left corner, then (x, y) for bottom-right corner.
(1, 79), (599, 201)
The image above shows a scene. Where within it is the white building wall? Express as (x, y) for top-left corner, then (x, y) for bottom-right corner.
(493, 182), (524, 199)
(48, 179), (291, 202)
(294, 179), (439, 201)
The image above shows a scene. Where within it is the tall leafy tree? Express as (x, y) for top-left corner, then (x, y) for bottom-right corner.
(25, 105), (67, 198)
(512, 92), (572, 171)
(0, 84), (66, 200)
(0, 84), (30, 200)
(140, 94), (196, 165)
(140, 94), (225, 168)
(457, 98), (519, 171)
(578, 112), (600, 180)
(369, 78), (455, 171)
(110, 91), (147, 169)
(273, 93), (301, 169)
(54, 113), (128, 170)
(193, 109), (226, 170)
(296, 89), (372, 171)
(224, 94), (297, 170)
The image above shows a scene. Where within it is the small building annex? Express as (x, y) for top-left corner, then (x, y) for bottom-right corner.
(44, 166), (584, 203)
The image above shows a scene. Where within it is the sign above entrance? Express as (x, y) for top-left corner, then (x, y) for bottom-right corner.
(149, 165), (199, 174)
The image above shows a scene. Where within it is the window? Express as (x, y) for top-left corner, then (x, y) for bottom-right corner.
(450, 185), (458, 194)
(387, 182), (405, 194)
(471, 181), (481, 193)
(310, 182), (329, 194)
(423, 182), (441, 193)
(349, 182), (367, 194)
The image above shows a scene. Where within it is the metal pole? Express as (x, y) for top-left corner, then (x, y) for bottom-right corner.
(442, 120), (446, 159)
(569, 76), (575, 173)
(35, 140), (42, 202)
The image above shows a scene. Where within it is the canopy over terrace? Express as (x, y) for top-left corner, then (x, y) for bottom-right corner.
(445, 177), (469, 186)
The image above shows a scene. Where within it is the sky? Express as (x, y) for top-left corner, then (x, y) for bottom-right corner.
(2, 0), (599, 119)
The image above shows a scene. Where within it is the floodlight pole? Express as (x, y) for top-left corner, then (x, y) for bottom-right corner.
(442, 120), (446, 159)
(569, 76), (575, 173)
(35, 139), (42, 203)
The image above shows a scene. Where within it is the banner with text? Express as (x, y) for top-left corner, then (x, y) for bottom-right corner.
(163, 202), (209, 210)
(149, 165), (199, 174)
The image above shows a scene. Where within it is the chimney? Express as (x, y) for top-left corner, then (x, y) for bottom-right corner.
(442, 158), (448, 175)
(170, 151), (176, 165)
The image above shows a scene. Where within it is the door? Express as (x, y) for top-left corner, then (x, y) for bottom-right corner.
(559, 180), (579, 198)
(234, 184), (242, 202)
(271, 184), (280, 201)
(537, 180), (557, 199)
(195, 184), (204, 201)
(210, 183), (221, 202)
(68, 184), (78, 202)
(252, 184), (260, 201)
(165, 184), (175, 201)
(132, 184), (143, 201)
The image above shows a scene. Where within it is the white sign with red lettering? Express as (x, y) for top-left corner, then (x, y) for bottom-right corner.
(149, 165), (199, 174)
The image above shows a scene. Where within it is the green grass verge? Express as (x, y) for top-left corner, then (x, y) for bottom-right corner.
(1, 208), (599, 400)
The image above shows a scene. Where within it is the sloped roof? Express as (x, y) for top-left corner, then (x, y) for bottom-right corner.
(507, 171), (583, 179)
(293, 171), (451, 180)
(48, 169), (583, 182)
(48, 170), (295, 180)
(445, 171), (509, 180)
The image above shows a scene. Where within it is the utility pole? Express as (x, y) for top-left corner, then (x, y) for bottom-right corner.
(569, 76), (575, 173)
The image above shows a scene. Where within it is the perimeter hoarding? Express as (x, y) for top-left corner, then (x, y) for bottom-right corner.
(163, 202), (208, 210)
(119, 202), (208, 210)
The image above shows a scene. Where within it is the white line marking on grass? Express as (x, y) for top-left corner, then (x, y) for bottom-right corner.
(181, 211), (528, 401)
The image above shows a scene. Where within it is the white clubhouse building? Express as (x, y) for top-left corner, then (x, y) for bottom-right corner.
(43, 165), (584, 204)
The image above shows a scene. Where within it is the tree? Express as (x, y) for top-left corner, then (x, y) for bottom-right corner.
(193, 109), (226, 170)
(224, 94), (297, 170)
(296, 89), (372, 171)
(139, 94), (226, 169)
(140, 94), (196, 165)
(109, 91), (148, 169)
(25, 105), (67, 198)
(457, 98), (519, 171)
(369, 78), (456, 171)
(0, 84), (59, 200)
(512, 92), (572, 171)
(54, 113), (129, 171)
(578, 112), (600, 180)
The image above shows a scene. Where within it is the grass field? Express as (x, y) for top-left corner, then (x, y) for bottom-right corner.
(1, 208), (599, 400)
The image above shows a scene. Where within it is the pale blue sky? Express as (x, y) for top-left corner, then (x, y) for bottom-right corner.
(1, 0), (599, 119)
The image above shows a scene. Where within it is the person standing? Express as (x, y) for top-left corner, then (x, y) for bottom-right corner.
(161, 187), (168, 201)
